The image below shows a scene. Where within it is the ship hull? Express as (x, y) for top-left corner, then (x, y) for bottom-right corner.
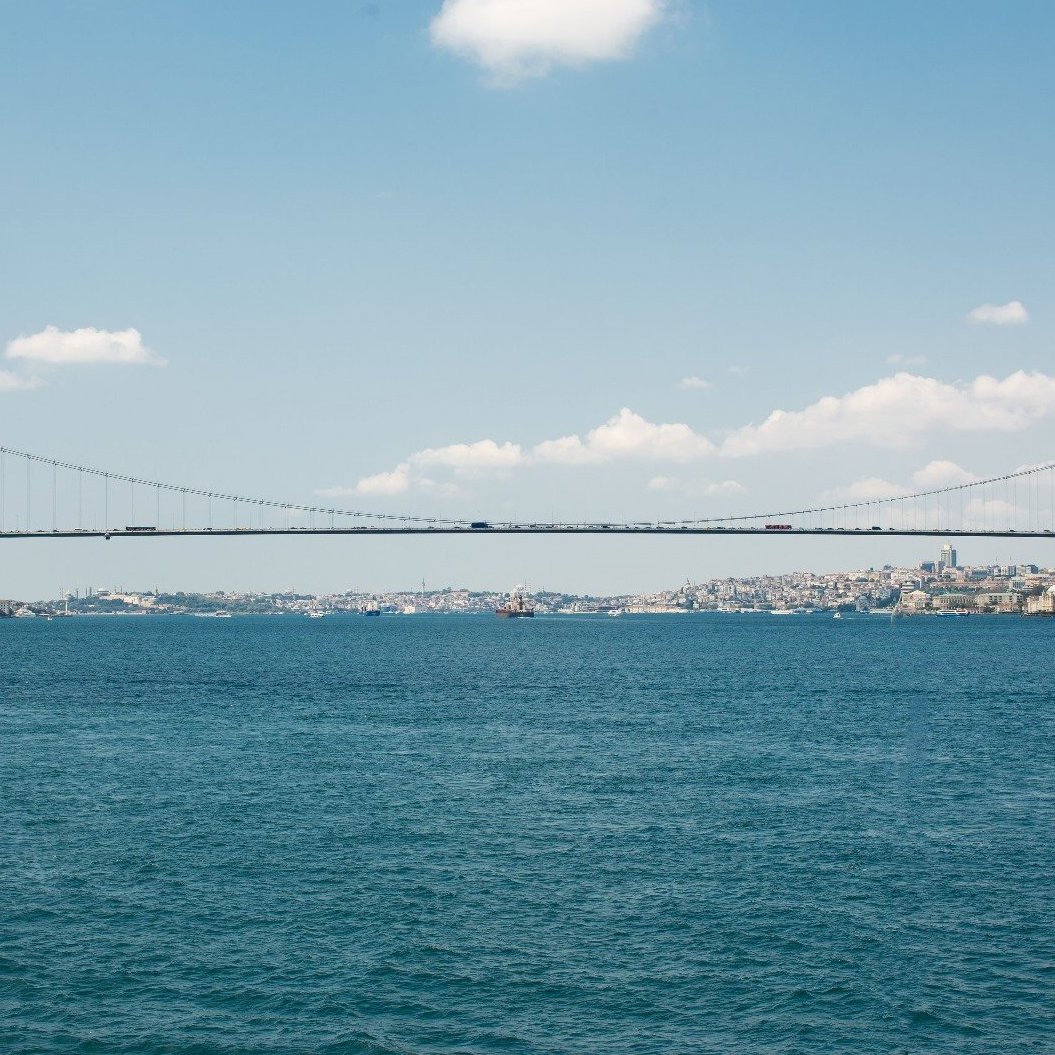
(496, 609), (534, 618)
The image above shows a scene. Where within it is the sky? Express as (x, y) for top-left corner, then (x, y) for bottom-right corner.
(1, 0), (1054, 597)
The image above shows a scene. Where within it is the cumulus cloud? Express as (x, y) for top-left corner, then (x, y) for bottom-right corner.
(720, 371), (1055, 457)
(822, 477), (910, 502)
(678, 376), (712, 391)
(966, 300), (1029, 326)
(824, 460), (979, 503)
(350, 464), (413, 496)
(0, 370), (42, 393)
(705, 480), (745, 496)
(910, 460), (978, 488)
(327, 408), (714, 496)
(413, 439), (523, 473)
(325, 370), (1055, 499)
(535, 408), (714, 465)
(322, 441), (523, 497)
(5, 326), (164, 366)
(649, 475), (744, 496)
(430, 0), (666, 83)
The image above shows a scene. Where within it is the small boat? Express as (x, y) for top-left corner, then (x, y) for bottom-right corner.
(833, 612), (843, 620)
(497, 586), (535, 618)
(608, 608), (625, 617)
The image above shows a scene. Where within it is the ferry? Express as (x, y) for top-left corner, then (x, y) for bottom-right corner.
(497, 587), (535, 618)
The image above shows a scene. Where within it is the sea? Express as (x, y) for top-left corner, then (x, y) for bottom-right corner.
(1, 613), (1052, 1054)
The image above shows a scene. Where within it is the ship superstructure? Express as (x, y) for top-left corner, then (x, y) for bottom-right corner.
(496, 586), (535, 618)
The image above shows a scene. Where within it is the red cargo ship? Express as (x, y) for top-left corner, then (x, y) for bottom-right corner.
(496, 586), (535, 618)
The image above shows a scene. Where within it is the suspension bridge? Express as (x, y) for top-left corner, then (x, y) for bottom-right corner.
(0, 445), (1053, 540)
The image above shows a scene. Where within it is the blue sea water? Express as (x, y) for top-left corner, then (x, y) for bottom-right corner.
(1, 613), (1053, 1054)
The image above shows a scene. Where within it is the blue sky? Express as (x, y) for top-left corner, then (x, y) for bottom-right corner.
(1, 0), (1053, 596)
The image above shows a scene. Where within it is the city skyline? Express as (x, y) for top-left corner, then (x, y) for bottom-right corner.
(7, 542), (1053, 620)
(2, 1), (1054, 595)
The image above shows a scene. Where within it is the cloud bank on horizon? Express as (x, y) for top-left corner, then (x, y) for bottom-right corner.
(430, 0), (667, 83)
(324, 370), (1055, 497)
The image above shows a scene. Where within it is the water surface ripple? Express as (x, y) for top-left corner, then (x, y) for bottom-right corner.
(1, 615), (1052, 1053)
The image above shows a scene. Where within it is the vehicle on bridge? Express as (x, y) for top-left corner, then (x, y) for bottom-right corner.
(764, 524), (793, 531)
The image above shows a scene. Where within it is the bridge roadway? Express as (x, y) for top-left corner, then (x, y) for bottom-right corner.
(1, 526), (1052, 540)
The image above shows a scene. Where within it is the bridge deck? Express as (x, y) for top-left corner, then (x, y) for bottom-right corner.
(1, 527), (1052, 540)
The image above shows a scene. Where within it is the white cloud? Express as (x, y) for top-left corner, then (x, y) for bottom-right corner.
(353, 464), (412, 496)
(331, 408), (714, 497)
(327, 370), (1055, 499)
(535, 408), (714, 465)
(532, 433), (602, 466)
(822, 477), (909, 502)
(705, 479), (745, 496)
(649, 475), (744, 497)
(430, 0), (666, 83)
(5, 326), (164, 366)
(887, 353), (927, 366)
(910, 460), (977, 488)
(678, 376), (712, 391)
(0, 370), (42, 393)
(324, 441), (523, 497)
(966, 300), (1029, 326)
(413, 439), (524, 473)
(824, 460), (978, 503)
(721, 371), (1055, 457)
